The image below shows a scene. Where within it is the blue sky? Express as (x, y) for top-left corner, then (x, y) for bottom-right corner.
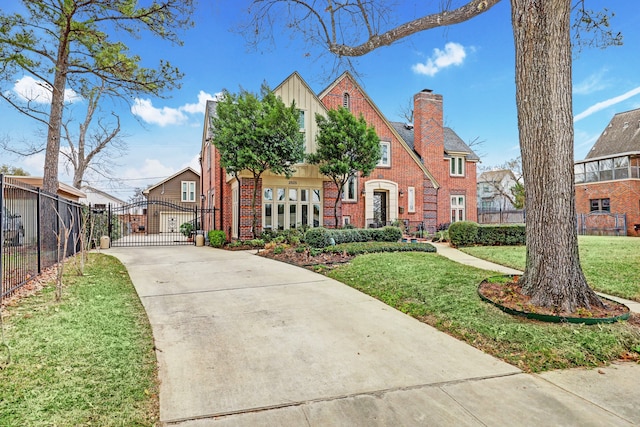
(1, 1), (639, 200)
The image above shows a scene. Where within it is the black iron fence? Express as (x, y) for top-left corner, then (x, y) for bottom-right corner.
(1, 175), (83, 300)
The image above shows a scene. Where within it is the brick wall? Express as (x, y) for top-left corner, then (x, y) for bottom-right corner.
(413, 89), (478, 226)
(320, 76), (438, 230)
(575, 180), (640, 236)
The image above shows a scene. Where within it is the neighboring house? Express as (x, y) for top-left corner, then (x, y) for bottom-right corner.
(477, 169), (520, 211)
(6, 176), (86, 202)
(143, 167), (201, 234)
(574, 108), (640, 236)
(80, 185), (127, 210)
(3, 176), (86, 245)
(202, 71), (478, 240)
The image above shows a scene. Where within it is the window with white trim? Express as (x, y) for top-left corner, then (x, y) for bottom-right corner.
(181, 181), (196, 202)
(450, 156), (465, 176)
(342, 176), (357, 202)
(451, 195), (465, 222)
(378, 142), (391, 167)
(263, 186), (322, 230)
(407, 187), (415, 213)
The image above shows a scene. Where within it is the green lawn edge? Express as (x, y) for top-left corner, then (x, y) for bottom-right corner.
(327, 251), (640, 372)
(0, 253), (159, 426)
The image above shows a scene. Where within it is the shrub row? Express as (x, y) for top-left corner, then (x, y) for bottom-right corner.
(304, 226), (403, 248)
(323, 241), (436, 256)
(448, 221), (526, 247)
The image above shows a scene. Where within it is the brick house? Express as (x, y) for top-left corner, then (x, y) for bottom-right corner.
(201, 71), (478, 240)
(574, 108), (640, 236)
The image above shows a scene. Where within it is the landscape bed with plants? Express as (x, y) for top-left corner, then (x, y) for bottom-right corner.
(220, 223), (640, 372)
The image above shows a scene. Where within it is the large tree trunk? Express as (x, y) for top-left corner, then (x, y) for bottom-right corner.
(511, 0), (602, 312)
(44, 16), (73, 195)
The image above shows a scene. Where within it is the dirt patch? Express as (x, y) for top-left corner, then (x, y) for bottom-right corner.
(478, 278), (630, 319)
(257, 246), (354, 269)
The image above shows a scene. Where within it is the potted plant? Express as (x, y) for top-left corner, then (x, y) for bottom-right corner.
(180, 222), (195, 241)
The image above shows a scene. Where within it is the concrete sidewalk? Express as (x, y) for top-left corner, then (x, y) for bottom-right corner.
(107, 246), (640, 426)
(430, 241), (640, 313)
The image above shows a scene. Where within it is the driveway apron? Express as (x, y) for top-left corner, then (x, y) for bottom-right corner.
(107, 246), (636, 426)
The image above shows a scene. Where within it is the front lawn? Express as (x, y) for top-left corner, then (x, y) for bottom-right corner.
(327, 251), (640, 372)
(459, 236), (640, 301)
(0, 254), (158, 426)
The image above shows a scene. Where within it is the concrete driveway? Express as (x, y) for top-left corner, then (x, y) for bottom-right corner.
(107, 246), (638, 426)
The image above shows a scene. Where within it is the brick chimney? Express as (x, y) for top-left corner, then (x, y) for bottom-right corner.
(413, 89), (444, 171)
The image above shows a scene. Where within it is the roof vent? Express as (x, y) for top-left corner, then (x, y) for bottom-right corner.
(404, 123), (414, 129)
(623, 121), (629, 129)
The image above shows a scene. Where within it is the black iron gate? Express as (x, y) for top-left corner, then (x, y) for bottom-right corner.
(107, 199), (199, 247)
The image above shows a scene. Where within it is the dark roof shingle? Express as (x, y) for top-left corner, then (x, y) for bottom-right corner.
(586, 108), (640, 159)
(390, 122), (479, 161)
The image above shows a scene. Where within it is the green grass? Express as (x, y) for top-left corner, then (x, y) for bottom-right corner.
(328, 252), (640, 372)
(459, 236), (640, 301)
(0, 254), (158, 426)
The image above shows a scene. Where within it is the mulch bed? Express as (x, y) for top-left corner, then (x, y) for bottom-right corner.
(478, 278), (630, 319)
(257, 247), (354, 269)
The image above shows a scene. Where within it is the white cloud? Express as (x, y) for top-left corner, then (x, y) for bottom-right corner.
(412, 42), (467, 77)
(131, 98), (188, 126)
(123, 158), (176, 180)
(132, 90), (220, 126)
(573, 86), (640, 122)
(185, 154), (201, 171)
(180, 90), (218, 114)
(573, 70), (608, 95)
(13, 76), (81, 104)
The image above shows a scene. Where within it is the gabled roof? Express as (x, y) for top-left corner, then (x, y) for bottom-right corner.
(319, 71), (439, 189)
(389, 122), (480, 162)
(586, 108), (640, 159)
(80, 186), (127, 205)
(6, 176), (86, 201)
(478, 169), (517, 183)
(143, 167), (200, 195)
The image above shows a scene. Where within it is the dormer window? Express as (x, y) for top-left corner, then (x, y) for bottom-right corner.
(343, 92), (350, 110)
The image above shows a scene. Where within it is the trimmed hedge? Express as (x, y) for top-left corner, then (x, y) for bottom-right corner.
(323, 241), (436, 256)
(208, 230), (226, 248)
(304, 226), (403, 248)
(477, 224), (526, 246)
(448, 221), (525, 247)
(448, 221), (478, 247)
(304, 227), (332, 248)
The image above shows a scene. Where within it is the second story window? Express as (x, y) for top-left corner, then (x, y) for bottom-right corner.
(450, 156), (465, 176)
(298, 110), (305, 131)
(378, 142), (390, 167)
(182, 181), (196, 202)
(343, 92), (350, 110)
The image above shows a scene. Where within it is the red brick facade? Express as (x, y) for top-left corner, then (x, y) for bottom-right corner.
(575, 181), (640, 236)
(202, 72), (478, 240)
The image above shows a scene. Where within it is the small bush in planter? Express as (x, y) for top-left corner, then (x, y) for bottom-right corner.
(180, 222), (195, 237)
(208, 230), (226, 248)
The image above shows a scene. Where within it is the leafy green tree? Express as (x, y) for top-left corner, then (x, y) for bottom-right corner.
(244, 0), (620, 312)
(211, 84), (305, 238)
(0, 165), (29, 176)
(307, 107), (380, 228)
(0, 0), (194, 195)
